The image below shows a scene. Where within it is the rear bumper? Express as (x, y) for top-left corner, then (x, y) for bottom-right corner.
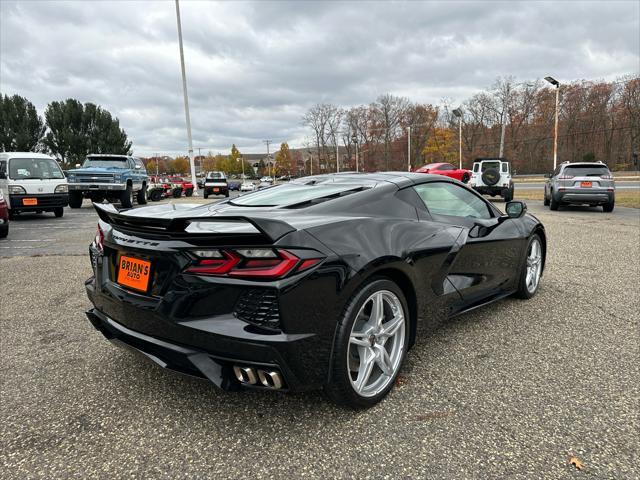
(85, 280), (325, 393)
(555, 190), (613, 204)
(471, 185), (512, 195)
(9, 193), (69, 211)
(204, 185), (229, 194)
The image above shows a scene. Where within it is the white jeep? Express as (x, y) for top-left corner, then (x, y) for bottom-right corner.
(468, 158), (514, 202)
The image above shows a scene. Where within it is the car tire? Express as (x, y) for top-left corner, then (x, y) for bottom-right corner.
(120, 184), (134, 208)
(481, 168), (500, 186)
(603, 201), (614, 213)
(225, 190), (229, 198)
(185, 188), (193, 197)
(172, 188), (182, 199)
(0, 224), (8, 238)
(325, 278), (409, 409)
(461, 172), (470, 184)
(502, 187), (514, 202)
(543, 191), (550, 206)
(137, 185), (148, 205)
(150, 189), (162, 202)
(515, 234), (543, 299)
(549, 193), (560, 211)
(69, 191), (83, 209)
(203, 190), (209, 199)
(54, 207), (64, 218)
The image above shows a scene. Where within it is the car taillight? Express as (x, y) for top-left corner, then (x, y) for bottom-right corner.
(558, 175), (574, 180)
(185, 249), (323, 280)
(94, 224), (104, 253)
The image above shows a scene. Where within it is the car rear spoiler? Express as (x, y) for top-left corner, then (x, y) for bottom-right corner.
(93, 203), (296, 242)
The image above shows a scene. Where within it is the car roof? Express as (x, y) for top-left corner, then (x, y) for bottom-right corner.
(474, 157), (507, 163)
(290, 171), (458, 188)
(0, 152), (57, 160)
(87, 154), (132, 159)
(561, 162), (609, 168)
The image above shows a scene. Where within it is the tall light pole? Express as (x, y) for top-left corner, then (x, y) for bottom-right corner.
(175, 0), (198, 195)
(238, 156), (245, 180)
(336, 139), (340, 173)
(452, 108), (463, 169)
(407, 126), (411, 171)
(545, 76), (560, 169)
(263, 139), (272, 178)
(352, 134), (359, 172)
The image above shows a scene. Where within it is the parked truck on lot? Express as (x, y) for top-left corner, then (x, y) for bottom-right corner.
(66, 154), (149, 208)
(0, 152), (69, 218)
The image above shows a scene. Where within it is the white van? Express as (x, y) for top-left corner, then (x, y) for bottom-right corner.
(0, 152), (69, 218)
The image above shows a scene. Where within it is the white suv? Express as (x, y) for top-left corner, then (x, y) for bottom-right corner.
(468, 158), (514, 202)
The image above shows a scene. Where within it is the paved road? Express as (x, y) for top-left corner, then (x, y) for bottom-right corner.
(1, 198), (638, 478)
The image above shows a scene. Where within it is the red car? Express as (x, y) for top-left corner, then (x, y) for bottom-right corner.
(0, 190), (9, 238)
(168, 176), (194, 198)
(414, 162), (472, 183)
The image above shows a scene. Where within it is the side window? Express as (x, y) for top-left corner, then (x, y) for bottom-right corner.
(413, 182), (492, 219)
(134, 158), (146, 172)
(501, 163), (508, 173)
(472, 163), (479, 172)
(439, 164), (454, 171)
(0, 160), (6, 174)
(552, 166), (561, 177)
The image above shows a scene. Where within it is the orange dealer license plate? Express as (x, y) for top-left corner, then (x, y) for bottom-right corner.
(23, 198), (38, 206)
(581, 181), (592, 187)
(117, 255), (151, 292)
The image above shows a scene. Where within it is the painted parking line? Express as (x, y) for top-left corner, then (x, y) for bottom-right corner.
(1, 239), (55, 242)
(11, 226), (83, 230)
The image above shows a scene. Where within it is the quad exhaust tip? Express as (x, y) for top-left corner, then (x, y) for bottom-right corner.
(233, 366), (283, 389)
(233, 366), (257, 385)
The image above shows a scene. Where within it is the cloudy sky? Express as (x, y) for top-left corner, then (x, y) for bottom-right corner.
(1, 0), (638, 156)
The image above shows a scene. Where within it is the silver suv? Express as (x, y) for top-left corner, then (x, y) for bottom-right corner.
(544, 161), (615, 212)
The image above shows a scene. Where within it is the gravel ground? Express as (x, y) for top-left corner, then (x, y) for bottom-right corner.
(1, 200), (638, 479)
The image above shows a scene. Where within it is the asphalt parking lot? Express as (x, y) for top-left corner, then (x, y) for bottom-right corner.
(1, 196), (639, 478)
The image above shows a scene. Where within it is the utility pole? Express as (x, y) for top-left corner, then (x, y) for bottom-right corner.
(407, 126), (411, 172)
(155, 152), (159, 176)
(458, 118), (462, 169)
(499, 96), (508, 158)
(263, 139), (272, 178)
(175, 0), (198, 195)
(336, 140), (340, 173)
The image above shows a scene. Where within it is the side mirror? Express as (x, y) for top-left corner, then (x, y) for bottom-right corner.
(505, 201), (527, 218)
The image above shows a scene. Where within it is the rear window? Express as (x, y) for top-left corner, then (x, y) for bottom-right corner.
(563, 165), (610, 177)
(230, 183), (365, 207)
(9, 157), (65, 180)
(480, 161), (501, 172)
(207, 172), (226, 179)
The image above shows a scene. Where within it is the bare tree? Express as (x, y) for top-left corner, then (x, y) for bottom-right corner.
(374, 94), (410, 170)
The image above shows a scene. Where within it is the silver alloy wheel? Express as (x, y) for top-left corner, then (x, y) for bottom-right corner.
(526, 238), (542, 293)
(347, 290), (406, 398)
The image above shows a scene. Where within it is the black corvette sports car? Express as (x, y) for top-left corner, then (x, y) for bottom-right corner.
(86, 172), (546, 408)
